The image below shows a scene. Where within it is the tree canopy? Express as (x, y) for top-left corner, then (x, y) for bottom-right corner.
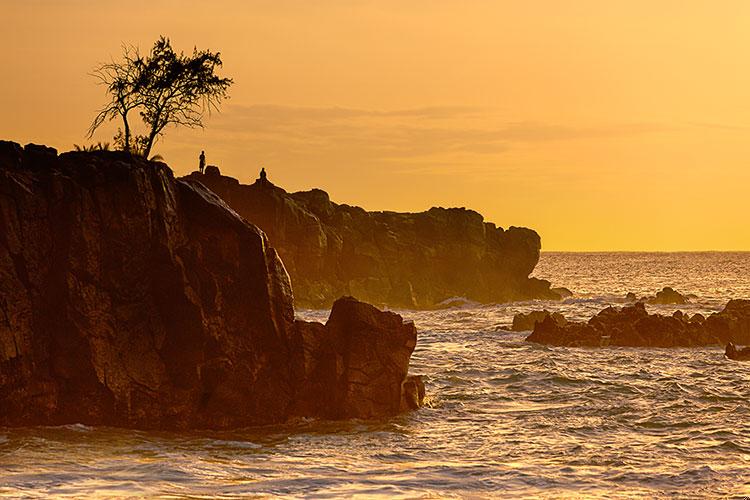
(89, 36), (232, 159)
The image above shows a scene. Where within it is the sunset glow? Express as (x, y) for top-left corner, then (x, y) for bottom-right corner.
(3, 1), (749, 250)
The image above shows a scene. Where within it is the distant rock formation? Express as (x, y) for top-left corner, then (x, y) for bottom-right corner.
(511, 310), (567, 331)
(526, 299), (750, 347)
(183, 168), (562, 309)
(0, 142), (422, 429)
(646, 286), (689, 305)
(623, 287), (690, 305)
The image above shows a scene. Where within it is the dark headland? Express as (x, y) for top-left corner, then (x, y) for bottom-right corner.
(0, 142), (424, 429)
(184, 166), (565, 309)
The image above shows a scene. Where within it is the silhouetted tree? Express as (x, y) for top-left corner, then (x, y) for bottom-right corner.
(88, 37), (232, 158)
(88, 45), (147, 152)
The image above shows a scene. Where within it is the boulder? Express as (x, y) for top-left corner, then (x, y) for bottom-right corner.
(645, 287), (689, 305)
(725, 342), (750, 361)
(401, 375), (426, 411)
(291, 296), (417, 419)
(0, 142), (423, 429)
(512, 310), (567, 331)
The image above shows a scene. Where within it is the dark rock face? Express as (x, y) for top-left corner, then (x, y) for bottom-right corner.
(526, 300), (750, 347)
(0, 142), (421, 429)
(291, 297), (418, 419)
(725, 342), (750, 361)
(183, 169), (561, 309)
(511, 310), (567, 332)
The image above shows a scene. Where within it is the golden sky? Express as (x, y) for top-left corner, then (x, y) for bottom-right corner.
(2, 1), (749, 250)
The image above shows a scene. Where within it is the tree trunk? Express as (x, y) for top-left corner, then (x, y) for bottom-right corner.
(122, 112), (131, 152)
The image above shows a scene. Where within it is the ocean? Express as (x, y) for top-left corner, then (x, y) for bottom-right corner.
(2, 252), (750, 498)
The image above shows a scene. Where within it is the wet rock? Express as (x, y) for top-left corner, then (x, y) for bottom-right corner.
(512, 310), (567, 331)
(183, 170), (562, 309)
(0, 143), (423, 429)
(725, 342), (750, 361)
(291, 297), (418, 419)
(704, 299), (750, 344)
(401, 375), (426, 411)
(645, 287), (689, 305)
(526, 299), (750, 347)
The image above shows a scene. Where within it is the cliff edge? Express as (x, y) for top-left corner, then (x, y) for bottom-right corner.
(0, 141), (422, 429)
(184, 168), (559, 308)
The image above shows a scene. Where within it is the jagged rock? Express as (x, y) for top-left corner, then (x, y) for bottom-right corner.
(291, 296), (417, 419)
(0, 142), (423, 429)
(690, 313), (706, 323)
(204, 164), (221, 177)
(511, 310), (567, 331)
(725, 342), (750, 361)
(183, 170), (562, 309)
(401, 375), (426, 411)
(526, 299), (750, 347)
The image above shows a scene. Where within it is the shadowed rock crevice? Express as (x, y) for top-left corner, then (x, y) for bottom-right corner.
(0, 141), (423, 429)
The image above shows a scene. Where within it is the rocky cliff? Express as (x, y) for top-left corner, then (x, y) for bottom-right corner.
(0, 141), (422, 429)
(184, 168), (560, 309)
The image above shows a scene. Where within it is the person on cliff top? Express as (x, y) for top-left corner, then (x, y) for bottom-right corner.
(199, 151), (206, 174)
(260, 167), (267, 182)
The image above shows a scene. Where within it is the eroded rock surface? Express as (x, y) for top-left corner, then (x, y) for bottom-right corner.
(0, 142), (422, 429)
(184, 169), (562, 308)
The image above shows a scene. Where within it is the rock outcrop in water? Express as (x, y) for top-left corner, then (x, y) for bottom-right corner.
(0, 141), (422, 429)
(511, 310), (567, 331)
(645, 287), (689, 305)
(183, 168), (561, 309)
(623, 287), (691, 305)
(725, 342), (750, 361)
(526, 299), (750, 347)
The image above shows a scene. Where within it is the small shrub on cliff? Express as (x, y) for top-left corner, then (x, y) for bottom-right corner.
(73, 142), (111, 152)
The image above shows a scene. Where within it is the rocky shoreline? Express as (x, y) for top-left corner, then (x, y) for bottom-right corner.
(183, 167), (563, 309)
(525, 299), (750, 348)
(0, 142), (424, 429)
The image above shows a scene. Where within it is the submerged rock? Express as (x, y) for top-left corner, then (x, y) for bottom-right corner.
(0, 142), (422, 429)
(645, 287), (689, 305)
(511, 310), (567, 331)
(526, 299), (750, 347)
(183, 169), (563, 309)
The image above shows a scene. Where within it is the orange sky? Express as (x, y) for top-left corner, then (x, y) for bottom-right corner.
(2, 1), (749, 250)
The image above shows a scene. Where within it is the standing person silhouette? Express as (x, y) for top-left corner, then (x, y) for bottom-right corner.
(199, 151), (206, 174)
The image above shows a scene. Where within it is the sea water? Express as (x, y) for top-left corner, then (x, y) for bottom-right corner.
(2, 252), (750, 498)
